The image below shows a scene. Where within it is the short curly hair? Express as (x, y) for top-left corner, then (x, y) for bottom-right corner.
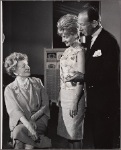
(57, 14), (78, 36)
(4, 52), (28, 77)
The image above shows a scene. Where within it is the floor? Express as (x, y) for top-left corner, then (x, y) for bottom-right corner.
(2, 102), (120, 149)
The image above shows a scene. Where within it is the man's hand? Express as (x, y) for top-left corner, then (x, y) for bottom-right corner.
(66, 72), (84, 82)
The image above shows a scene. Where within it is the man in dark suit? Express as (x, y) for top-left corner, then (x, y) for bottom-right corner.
(77, 6), (120, 148)
(66, 5), (120, 148)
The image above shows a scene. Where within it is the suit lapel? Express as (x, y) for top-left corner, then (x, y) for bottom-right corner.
(85, 42), (96, 62)
(85, 29), (104, 63)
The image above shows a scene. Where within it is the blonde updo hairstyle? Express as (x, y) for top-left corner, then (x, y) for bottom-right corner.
(4, 52), (28, 77)
(57, 14), (78, 37)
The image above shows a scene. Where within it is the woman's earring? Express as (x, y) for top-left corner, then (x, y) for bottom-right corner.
(76, 35), (80, 43)
(14, 72), (18, 76)
(78, 36), (81, 43)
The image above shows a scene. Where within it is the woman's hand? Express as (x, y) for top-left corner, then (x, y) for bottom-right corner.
(29, 120), (37, 130)
(69, 103), (78, 118)
(20, 116), (38, 141)
(27, 121), (38, 141)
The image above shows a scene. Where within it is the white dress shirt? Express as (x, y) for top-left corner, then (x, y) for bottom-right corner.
(90, 26), (103, 48)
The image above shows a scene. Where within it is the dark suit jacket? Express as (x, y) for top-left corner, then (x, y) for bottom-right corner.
(85, 29), (120, 115)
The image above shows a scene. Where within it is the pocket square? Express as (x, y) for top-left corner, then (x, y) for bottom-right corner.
(93, 49), (102, 57)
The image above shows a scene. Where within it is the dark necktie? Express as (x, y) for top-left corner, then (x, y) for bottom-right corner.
(86, 35), (92, 50)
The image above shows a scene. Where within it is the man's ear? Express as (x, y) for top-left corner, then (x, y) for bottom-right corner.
(92, 20), (98, 28)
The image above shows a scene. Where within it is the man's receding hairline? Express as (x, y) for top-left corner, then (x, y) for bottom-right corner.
(78, 11), (89, 22)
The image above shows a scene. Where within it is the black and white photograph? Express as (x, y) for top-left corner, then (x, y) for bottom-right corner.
(1, 0), (120, 149)
(47, 53), (57, 59)
(46, 62), (56, 69)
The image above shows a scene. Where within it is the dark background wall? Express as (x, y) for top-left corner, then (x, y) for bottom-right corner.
(3, 1), (53, 76)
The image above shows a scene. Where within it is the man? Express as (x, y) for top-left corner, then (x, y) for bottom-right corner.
(67, 6), (120, 148)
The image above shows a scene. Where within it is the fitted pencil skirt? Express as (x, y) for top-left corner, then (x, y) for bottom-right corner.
(57, 89), (85, 140)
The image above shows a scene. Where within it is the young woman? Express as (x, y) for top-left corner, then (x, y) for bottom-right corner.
(57, 14), (86, 149)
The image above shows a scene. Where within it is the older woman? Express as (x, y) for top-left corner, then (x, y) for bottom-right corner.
(4, 52), (51, 149)
(57, 14), (86, 149)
